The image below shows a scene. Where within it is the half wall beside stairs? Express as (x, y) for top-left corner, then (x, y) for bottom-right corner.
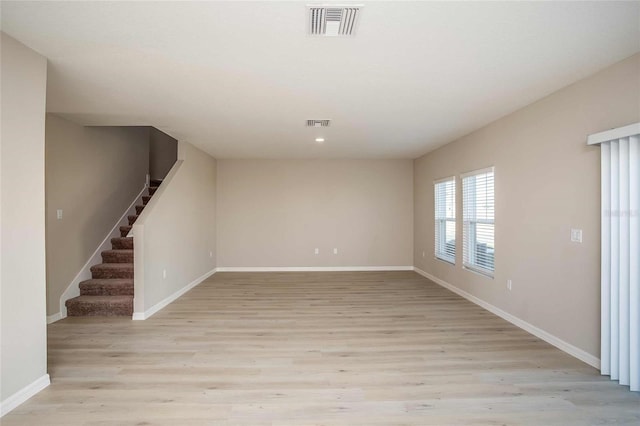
(133, 142), (217, 319)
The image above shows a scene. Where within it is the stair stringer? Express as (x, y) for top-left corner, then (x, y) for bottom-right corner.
(49, 184), (147, 323)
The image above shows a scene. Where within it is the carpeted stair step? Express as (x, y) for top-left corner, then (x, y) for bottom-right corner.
(142, 196), (151, 205)
(150, 179), (163, 187)
(111, 237), (133, 250)
(101, 249), (133, 263)
(91, 263), (134, 279)
(135, 205), (145, 215)
(79, 279), (134, 296)
(128, 215), (138, 225)
(119, 225), (132, 237)
(148, 186), (158, 196)
(66, 295), (133, 316)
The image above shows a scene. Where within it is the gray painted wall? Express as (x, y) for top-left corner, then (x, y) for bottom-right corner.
(216, 159), (414, 268)
(413, 53), (640, 359)
(149, 127), (177, 181)
(1, 33), (48, 405)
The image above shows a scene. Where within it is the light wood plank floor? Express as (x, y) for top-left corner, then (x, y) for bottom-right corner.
(4, 272), (639, 425)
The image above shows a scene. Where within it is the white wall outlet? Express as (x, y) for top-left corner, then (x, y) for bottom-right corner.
(56, 209), (63, 219)
(422, 251), (425, 258)
(314, 248), (319, 255)
(507, 279), (512, 291)
(162, 269), (167, 279)
(209, 251), (213, 258)
(333, 248), (338, 255)
(570, 228), (583, 243)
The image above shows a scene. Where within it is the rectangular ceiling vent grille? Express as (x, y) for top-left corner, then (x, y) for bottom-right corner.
(309, 6), (361, 36)
(306, 119), (331, 127)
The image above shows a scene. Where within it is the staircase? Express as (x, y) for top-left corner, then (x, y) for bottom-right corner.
(65, 181), (161, 317)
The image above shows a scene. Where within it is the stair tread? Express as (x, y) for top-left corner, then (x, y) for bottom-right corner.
(67, 295), (132, 304)
(66, 295), (134, 315)
(80, 278), (133, 285)
(102, 250), (133, 255)
(79, 278), (133, 296)
(111, 237), (134, 249)
(91, 263), (133, 270)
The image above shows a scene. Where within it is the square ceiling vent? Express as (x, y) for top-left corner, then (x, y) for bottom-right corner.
(308, 6), (362, 36)
(306, 119), (331, 127)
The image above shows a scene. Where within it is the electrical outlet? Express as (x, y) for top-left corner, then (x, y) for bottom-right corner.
(314, 248), (319, 255)
(209, 251), (213, 258)
(333, 248), (338, 255)
(507, 279), (512, 291)
(56, 209), (63, 219)
(422, 251), (425, 258)
(163, 269), (167, 279)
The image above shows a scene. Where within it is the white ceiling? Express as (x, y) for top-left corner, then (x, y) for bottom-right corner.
(2, 1), (639, 159)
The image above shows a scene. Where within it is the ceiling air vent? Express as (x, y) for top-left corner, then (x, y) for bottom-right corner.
(308, 6), (361, 36)
(306, 119), (331, 127)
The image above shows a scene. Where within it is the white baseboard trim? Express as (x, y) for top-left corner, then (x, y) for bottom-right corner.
(216, 266), (414, 272)
(132, 268), (217, 320)
(413, 267), (600, 370)
(46, 312), (63, 324)
(51, 185), (147, 323)
(0, 374), (50, 417)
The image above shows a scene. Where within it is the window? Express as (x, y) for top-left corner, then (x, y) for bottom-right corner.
(434, 177), (456, 264)
(462, 167), (495, 277)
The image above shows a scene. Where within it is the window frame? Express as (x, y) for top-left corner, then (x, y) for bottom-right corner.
(434, 176), (456, 265)
(461, 167), (495, 278)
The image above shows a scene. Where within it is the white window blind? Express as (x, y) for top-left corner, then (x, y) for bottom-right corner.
(462, 167), (495, 277)
(434, 177), (456, 264)
(588, 123), (640, 392)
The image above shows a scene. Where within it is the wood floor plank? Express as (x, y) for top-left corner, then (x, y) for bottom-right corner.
(3, 271), (639, 425)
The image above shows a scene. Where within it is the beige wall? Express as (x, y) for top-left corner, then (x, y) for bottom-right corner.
(45, 115), (150, 316)
(133, 141), (216, 314)
(149, 127), (177, 181)
(217, 160), (414, 268)
(0, 34), (48, 405)
(414, 53), (640, 359)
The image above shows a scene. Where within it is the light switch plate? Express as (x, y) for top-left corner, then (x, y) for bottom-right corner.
(571, 228), (583, 243)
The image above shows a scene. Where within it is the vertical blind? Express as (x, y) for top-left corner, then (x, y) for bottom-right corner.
(462, 167), (495, 277)
(434, 177), (456, 263)
(588, 123), (639, 391)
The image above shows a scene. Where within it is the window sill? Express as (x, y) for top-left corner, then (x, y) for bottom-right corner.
(435, 256), (455, 266)
(463, 265), (494, 279)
